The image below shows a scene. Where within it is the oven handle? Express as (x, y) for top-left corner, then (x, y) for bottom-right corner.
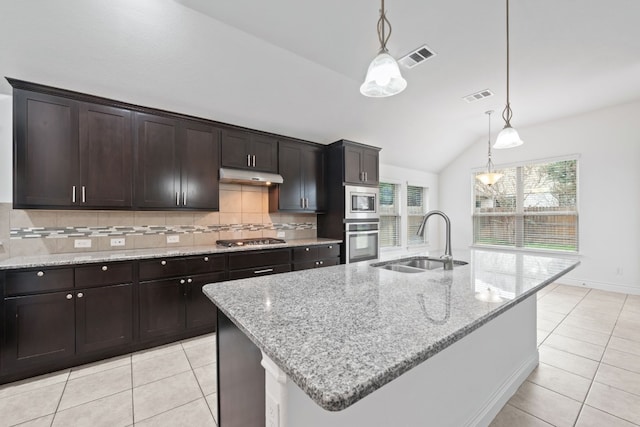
(346, 231), (379, 236)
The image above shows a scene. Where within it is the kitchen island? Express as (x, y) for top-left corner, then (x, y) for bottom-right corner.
(203, 249), (580, 427)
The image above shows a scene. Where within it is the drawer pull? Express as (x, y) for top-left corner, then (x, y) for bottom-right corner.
(180, 279), (186, 284)
(77, 292), (84, 298)
(305, 248), (310, 251)
(319, 261), (324, 265)
(161, 260), (167, 266)
(187, 278), (193, 283)
(329, 245), (333, 249)
(37, 271), (44, 277)
(66, 294), (73, 300)
(204, 256), (209, 262)
(315, 261), (319, 266)
(254, 268), (274, 274)
(101, 265), (108, 271)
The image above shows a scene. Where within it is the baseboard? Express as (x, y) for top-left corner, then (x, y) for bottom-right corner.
(464, 351), (539, 427)
(557, 277), (640, 296)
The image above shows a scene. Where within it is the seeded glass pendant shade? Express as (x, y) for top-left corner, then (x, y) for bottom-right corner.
(360, 0), (407, 98)
(476, 110), (503, 186)
(494, 0), (523, 149)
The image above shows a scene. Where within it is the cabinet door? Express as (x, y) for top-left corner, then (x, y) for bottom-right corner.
(221, 129), (251, 169)
(361, 148), (379, 185)
(186, 272), (226, 330)
(251, 134), (278, 173)
(79, 103), (133, 207)
(302, 145), (324, 211)
(13, 90), (79, 207)
(276, 142), (304, 210)
(344, 145), (363, 184)
(135, 113), (180, 208)
(2, 292), (75, 371)
(75, 284), (133, 354)
(180, 121), (220, 210)
(139, 278), (186, 340)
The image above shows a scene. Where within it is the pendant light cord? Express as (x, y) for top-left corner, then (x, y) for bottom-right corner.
(377, 0), (392, 53)
(486, 110), (494, 172)
(502, 0), (514, 127)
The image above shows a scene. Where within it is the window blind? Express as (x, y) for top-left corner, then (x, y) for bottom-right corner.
(407, 185), (428, 245)
(379, 182), (400, 248)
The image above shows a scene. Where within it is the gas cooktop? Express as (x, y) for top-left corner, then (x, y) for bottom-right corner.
(216, 238), (286, 247)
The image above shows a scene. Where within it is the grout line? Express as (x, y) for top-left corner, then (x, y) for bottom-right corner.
(503, 403), (556, 426)
(49, 371), (70, 427)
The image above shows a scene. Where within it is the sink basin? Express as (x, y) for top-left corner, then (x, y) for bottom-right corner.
(372, 256), (468, 273)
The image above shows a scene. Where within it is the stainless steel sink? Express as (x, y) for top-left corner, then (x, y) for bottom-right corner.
(372, 256), (468, 273)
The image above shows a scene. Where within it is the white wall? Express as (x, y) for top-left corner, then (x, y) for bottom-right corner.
(439, 100), (640, 294)
(379, 163), (440, 254)
(0, 95), (11, 203)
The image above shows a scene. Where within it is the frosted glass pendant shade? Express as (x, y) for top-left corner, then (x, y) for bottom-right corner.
(476, 172), (504, 186)
(360, 52), (407, 97)
(494, 125), (523, 149)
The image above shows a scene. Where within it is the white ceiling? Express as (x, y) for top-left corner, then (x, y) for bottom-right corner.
(1, 0), (639, 172)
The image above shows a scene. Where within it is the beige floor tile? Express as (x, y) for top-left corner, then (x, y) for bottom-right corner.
(0, 369), (69, 400)
(131, 342), (184, 364)
(553, 323), (611, 347)
(585, 289), (627, 303)
(602, 348), (640, 374)
(562, 315), (616, 335)
(539, 346), (599, 379)
(537, 301), (575, 315)
(133, 371), (202, 423)
(608, 336), (640, 357)
(205, 393), (218, 424)
(194, 363), (217, 396)
(181, 333), (216, 350)
(571, 304), (622, 319)
(509, 381), (582, 427)
(13, 414), (55, 427)
(527, 362), (592, 402)
(132, 349), (192, 387)
(553, 284), (590, 296)
(544, 333), (605, 361)
(537, 309), (566, 324)
(537, 318), (559, 332)
(135, 397), (215, 427)
(617, 317), (640, 333)
(184, 341), (217, 369)
(586, 381), (640, 425)
(69, 354), (131, 381)
(613, 324), (640, 343)
(52, 390), (132, 427)
(58, 364), (131, 411)
(619, 308), (640, 322)
(537, 330), (551, 347)
(489, 403), (553, 427)
(576, 405), (638, 427)
(0, 382), (65, 426)
(595, 364), (640, 396)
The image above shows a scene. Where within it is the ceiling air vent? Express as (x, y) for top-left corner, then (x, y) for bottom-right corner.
(462, 89), (494, 103)
(398, 44), (437, 69)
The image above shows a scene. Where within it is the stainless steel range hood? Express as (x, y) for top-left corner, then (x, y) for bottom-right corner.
(219, 168), (283, 186)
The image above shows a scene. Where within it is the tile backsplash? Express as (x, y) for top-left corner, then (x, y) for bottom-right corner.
(0, 184), (317, 260)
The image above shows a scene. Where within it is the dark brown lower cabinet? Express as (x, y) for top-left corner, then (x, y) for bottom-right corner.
(217, 310), (265, 427)
(292, 244), (341, 271)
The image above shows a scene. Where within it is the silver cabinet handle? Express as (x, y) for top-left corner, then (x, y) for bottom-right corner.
(101, 265), (108, 271)
(77, 292), (84, 298)
(66, 294), (73, 300)
(187, 278), (193, 283)
(247, 154), (251, 166)
(305, 198), (309, 208)
(254, 268), (274, 274)
(82, 186), (86, 203)
(161, 260), (167, 266)
(204, 256), (209, 262)
(37, 271), (44, 277)
(252, 155), (256, 167)
(364, 172), (368, 182)
(183, 192), (187, 206)
(180, 279), (186, 284)
(72, 186), (76, 203)
(176, 192), (180, 206)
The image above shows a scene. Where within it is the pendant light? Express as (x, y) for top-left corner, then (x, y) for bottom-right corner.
(360, 0), (407, 97)
(476, 110), (504, 186)
(494, 0), (523, 149)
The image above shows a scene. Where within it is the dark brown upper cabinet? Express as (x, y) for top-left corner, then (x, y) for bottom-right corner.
(135, 113), (220, 210)
(343, 142), (380, 186)
(269, 140), (324, 212)
(221, 129), (277, 173)
(13, 89), (133, 209)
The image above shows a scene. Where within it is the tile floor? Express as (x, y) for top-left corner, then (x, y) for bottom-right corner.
(491, 283), (640, 427)
(0, 334), (218, 427)
(1, 283), (638, 427)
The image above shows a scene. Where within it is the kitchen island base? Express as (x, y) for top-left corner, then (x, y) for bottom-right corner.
(260, 296), (537, 427)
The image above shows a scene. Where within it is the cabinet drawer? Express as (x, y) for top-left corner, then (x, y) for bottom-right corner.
(75, 262), (133, 288)
(228, 264), (291, 280)
(5, 268), (74, 296)
(139, 258), (185, 281)
(292, 247), (319, 262)
(317, 244), (340, 260)
(228, 249), (291, 271)
(184, 255), (226, 275)
(292, 260), (318, 271)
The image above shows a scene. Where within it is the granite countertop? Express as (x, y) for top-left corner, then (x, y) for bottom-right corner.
(0, 238), (342, 270)
(203, 249), (580, 411)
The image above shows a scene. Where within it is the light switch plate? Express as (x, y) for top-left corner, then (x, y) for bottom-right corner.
(110, 238), (125, 247)
(167, 235), (180, 244)
(276, 231), (285, 238)
(74, 239), (92, 248)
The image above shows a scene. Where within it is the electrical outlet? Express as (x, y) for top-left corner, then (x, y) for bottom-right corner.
(110, 238), (125, 247)
(266, 394), (280, 427)
(167, 235), (180, 244)
(276, 231), (285, 238)
(74, 239), (92, 248)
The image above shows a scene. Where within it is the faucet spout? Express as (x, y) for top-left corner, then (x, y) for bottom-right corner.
(417, 210), (453, 270)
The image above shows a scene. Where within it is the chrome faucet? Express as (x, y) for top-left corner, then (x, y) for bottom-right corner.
(416, 210), (453, 270)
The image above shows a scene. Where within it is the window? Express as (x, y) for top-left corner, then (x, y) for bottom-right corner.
(379, 182), (400, 248)
(473, 158), (578, 252)
(407, 185), (428, 245)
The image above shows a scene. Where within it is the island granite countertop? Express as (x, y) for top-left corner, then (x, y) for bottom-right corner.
(203, 248), (580, 411)
(0, 238), (342, 270)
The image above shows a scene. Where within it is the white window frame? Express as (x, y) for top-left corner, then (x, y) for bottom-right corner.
(379, 180), (430, 253)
